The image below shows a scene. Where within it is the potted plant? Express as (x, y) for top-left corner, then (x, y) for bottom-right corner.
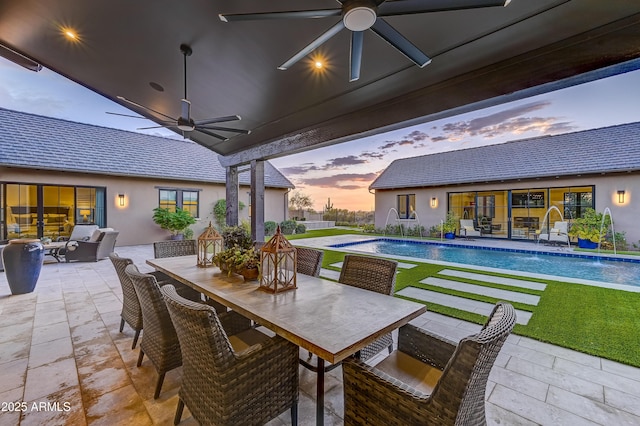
(152, 207), (196, 240)
(568, 208), (611, 249)
(214, 245), (261, 280)
(438, 211), (458, 239)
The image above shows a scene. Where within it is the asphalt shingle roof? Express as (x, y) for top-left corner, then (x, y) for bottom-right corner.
(0, 107), (293, 188)
(370, 122), (640, 190)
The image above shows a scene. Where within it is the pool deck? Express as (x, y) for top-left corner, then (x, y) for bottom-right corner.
(1, 242), (639, 425)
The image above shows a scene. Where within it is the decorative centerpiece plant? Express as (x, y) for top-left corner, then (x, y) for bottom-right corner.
(213, 225), (260, 279)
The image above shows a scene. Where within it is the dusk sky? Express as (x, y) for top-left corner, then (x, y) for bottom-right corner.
(2, 57), (640, 211)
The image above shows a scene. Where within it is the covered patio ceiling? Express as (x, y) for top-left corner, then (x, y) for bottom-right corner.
(1, 1), (639, 167)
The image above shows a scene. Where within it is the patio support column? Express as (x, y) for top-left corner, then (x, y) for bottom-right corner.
(250, 160), (265, 243)
(225, 165), (239, 227)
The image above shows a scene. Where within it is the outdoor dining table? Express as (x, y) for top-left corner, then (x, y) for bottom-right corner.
(147, 255), (427, 425)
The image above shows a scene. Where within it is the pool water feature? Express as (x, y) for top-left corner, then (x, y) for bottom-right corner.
(330, 238), (640, 287)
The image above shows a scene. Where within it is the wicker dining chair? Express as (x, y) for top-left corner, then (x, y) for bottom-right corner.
(153, 239), (197, 258)
(161, 284), (300, 426)
(125, 264), (183, 399)
(342, 302), (517, 426)
(296, 247), (324, 277)
(300, 254), (397, 372)
(338, 254), (397, 360)
(153, 239), (226, 313)
(109, 254), (145, 349)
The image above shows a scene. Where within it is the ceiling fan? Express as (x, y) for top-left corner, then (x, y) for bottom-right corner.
(108, 44), (250, 141)
(219, 0), (511, 82)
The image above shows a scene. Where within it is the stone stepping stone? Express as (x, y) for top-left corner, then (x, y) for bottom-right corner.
(319, 268), (340, 281)
(439, 269), (547, 291)
(421, 277), (540, 306)
(330, 261), (416, 270)
(397, 287), (532, 325)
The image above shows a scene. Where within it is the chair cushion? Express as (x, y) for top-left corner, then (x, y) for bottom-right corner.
(550, 228), (559, 234)
(464, 226), (475, 232)
(89, 229), (103, 242)
(373, 350), (442, 395)
(228, 328), (271, 353)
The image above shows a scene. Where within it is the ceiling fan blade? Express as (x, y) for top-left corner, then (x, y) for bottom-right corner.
(194, 115), (241, 126)
(181, 99), (191, 120)
(196, 125), (251, 135)
(370, 19), (431, 67)
(116, 96), (177, 121)
(350, 31), (364, 82)
(106, 112), (147, 118)
(219, 9), (341, 22)
(378, 0), (510, 17)
(136, 124), (175, 130)
(196, 128), (229, 141)
(279, 21), (345, 70)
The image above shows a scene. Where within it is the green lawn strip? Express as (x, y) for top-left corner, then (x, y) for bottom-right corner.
(409, 281), (535, 313)
(524, 281), (640, 366)
(573, 248), (640, 256)
(429, 274), (544, 297)
(286, 228), (378, 240)
(395, 296), (487, 325)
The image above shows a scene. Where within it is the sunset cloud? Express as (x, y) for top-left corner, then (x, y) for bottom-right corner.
(325, 155), (367, 168)
(278, 163), (319, 175)
(300, 172), (378, 189)
(432, 101), (577, 141)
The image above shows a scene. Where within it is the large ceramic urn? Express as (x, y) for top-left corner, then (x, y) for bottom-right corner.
(2, 239), (44, 295)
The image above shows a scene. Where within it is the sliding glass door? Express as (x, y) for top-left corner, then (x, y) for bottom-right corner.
(3, 183), (106, 240)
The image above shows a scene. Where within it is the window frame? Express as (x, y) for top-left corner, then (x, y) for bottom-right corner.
(157, 187), (200, 218)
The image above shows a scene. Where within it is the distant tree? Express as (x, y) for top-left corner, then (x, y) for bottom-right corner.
(289, 191), (313, 219)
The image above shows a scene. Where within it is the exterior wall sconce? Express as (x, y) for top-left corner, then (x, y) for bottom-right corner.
(617, 190), (625, 204)
(118, 193), (125, 206)
(431, 197), (437, 208)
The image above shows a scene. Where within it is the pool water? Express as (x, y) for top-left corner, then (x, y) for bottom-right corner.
(330, 238), (640, 287)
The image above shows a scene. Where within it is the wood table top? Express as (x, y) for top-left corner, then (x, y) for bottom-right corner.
(147, 255), (426, 363)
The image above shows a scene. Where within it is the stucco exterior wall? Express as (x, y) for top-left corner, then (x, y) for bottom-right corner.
(2, 168), (290, 246)
(373, 173), (639, 243)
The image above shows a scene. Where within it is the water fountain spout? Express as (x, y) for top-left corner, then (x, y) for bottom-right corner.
(383, 208), (404, 239)
(538, 205), (570, 249)
(410, 210), (424, 239)
(598, 207), (616, 255)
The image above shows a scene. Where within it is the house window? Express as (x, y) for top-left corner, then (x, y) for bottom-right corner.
(397, 194), (416, 219)
(158, 188), (200, 218)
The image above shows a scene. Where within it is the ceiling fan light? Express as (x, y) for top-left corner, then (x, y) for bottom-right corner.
(344, 7), (377, 31)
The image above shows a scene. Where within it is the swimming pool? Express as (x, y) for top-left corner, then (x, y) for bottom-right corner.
(330, 238), (640, 287)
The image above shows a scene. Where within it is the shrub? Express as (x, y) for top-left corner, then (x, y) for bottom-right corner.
(295, 223), (306, 234)
(152, 207), (196, 236)
(221, 225), (252, 249)
(212, 199), (246, 230)
(361, 224), (375, 233)
(264, 221), (277, 236)
(279, 220), (296, 235)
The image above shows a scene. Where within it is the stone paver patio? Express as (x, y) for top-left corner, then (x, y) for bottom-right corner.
(1, 242), (639, 425)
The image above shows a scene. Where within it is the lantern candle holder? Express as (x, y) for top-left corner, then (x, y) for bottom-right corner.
(197, 222), (224, 268)
(259, 226), (297, 293)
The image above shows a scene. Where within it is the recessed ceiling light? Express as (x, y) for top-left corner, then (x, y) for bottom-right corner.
(315, 61), (323, 69)
(61, 27), (80, 42)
